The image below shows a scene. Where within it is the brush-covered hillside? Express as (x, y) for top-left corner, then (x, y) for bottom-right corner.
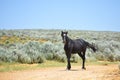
(0, 29), (120, 63)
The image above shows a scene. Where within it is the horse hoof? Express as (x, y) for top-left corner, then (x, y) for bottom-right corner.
(66, 68), (71, 71)
(82, 68), (86, 70)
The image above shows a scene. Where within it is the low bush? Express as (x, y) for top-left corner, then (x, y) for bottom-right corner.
(0, 30), (120, 63)
(0, 41), (66, 63)
(70, 54), (79, 63)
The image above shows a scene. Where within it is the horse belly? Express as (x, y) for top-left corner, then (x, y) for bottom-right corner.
(72, 46), (82, 53)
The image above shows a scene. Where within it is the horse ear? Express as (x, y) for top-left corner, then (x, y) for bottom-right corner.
(66, 31), (68, 34)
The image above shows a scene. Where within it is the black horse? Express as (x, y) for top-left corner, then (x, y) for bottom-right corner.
(61, 31), (96, 70)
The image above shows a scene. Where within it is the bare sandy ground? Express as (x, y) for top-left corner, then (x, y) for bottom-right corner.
(0, 64), (120, 80)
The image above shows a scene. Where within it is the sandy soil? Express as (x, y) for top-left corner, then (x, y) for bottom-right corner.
(0, 64), (120, 80)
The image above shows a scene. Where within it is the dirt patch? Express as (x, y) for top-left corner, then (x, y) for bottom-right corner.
(0, 64), (119, 80)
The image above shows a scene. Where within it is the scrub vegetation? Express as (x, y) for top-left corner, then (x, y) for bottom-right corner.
(0, 29), (120, 64)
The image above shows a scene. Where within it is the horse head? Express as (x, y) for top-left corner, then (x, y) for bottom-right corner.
(61, 31), (68, 44)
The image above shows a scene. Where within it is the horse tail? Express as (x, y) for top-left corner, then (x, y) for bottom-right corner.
(86, 42), (96, 52)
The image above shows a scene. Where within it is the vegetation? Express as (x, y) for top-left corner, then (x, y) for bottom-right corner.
(0, 61), (65, 72)
(0, 60), (118, 72)
(0, 29), (120, 64)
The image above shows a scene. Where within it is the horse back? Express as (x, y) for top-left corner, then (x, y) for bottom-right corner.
(71, 39), (88, 53)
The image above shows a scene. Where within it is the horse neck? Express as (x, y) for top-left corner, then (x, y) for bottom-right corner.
(66, 36), (72, 44)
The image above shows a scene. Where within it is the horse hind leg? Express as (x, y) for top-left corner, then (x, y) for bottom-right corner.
(82, 53), (86, 70)
(78, 52), (86, 70)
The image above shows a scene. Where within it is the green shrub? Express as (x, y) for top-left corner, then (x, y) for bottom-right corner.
(0, 30), (120, 63)
(94, 52), (105, 61)
(0, 47), (15, 62)
(106, 54), (115, 62)
(18, 41), (45, 63)
(70, 54), (79, 63)
(19, 53), (31, 63)
(114, 54), (120, 61)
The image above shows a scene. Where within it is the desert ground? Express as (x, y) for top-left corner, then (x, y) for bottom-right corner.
(0, 64), (120, 80)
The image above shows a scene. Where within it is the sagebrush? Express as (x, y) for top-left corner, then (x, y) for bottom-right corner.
(0, 29), (120, 63)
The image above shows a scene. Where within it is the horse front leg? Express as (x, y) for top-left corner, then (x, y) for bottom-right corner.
(66, 52), (71, 70)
